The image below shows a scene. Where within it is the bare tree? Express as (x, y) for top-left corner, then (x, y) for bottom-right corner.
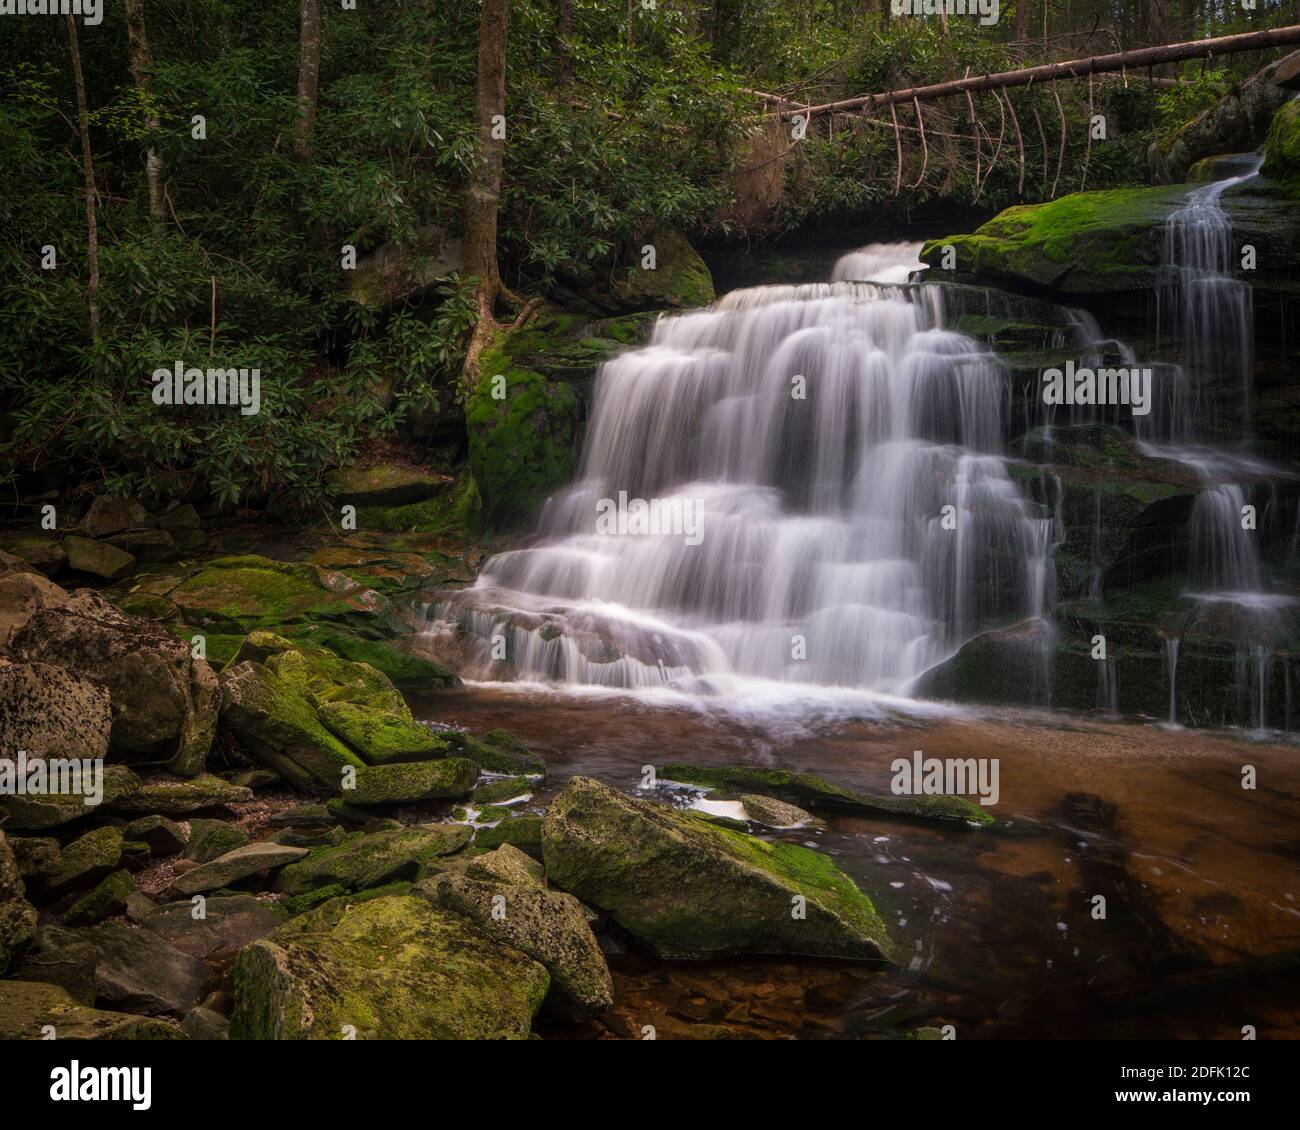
(65, 13), (99, 340)
(294, 0), (322, 160)
(556, 0), (573, 87)
(125, 0), (165, 234)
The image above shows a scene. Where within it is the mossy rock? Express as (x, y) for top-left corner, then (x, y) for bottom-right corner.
(345, 758), (479, 806)
(921, 184), (1190, 295)
(442, 728), (546, 778)
(273, 825), (473, 896)
(1262, 98), (1300, 182)
(63, 870), (137, 927)
(660, 763), (994, 826)
(109, 772), (253, 816)
(0, 766), (141, 832)
(542, 777), (895, 962)
(185, 819), (249, 864)
(280, 626), (459, 690)
(46, 826), (123, 895)
(472, 775), (532, 805)
(0, 532), (66, 575)
(0, 980), (183, 1040)
(609, 229), (715, 310)
(230, 894), (548, 1039)
(317, 701), (444, 764)
(218, 661), (366, 793)
(1, 830), (38, 975)
(473, 814), (543, 856)
(327, 463), (448, 507)
(170, 555), (387, 635)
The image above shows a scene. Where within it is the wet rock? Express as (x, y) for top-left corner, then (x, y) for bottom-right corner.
(346, 758), (479, 806)
(317, 700), (445, 763)
(661, 763), (993, 825)
(0, 980), (184, 1039)
(542, 777), (896, 962)
(740, 794), (821, 828)
(466, 844), (544, 888)
(184, 818), (248, 863)
(12, 590), (219, 776)
(0, 660), (110, 760)
(125, 815), (188, 856)
(474, 814), (543, 856)
(82, 496), (154, 539)
(273, 825), (472, 896)
(473, 775), (532, 805)
(62, 536), (136, 581)
(0, 830), (38, 975)
(0, 570), (68, 651)
(419, 874), (613, 1020)
(109, 773), (252, 816)
(230, 894), (549, 1039)
(168, 842), (309, 897)
(85, 920), (210, 1017)
(443, 728), (547, 777)
(8, 836), (61, 884)
(143, 895), (285, 959)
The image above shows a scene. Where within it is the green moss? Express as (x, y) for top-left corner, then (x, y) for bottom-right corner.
(170, 555), (363, 633)
(472, 776), (531, 805)
(273, 825), (472, 896)
(921, 184), (1190, 294)
(1263, 99), (1300, 183)
(473, 814), (543, 854)
(611, 229), (715, 309)
(317, 701), (443, 764)
(346, 758), (479, 805)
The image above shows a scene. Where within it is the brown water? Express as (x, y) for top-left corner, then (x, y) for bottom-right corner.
(411, 687), (1300, 1040)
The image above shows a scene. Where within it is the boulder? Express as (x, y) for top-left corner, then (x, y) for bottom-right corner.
(1262, 97), (1300, 181)
(181, 1006), (229, 1040)
(0, 660), (110, 760)
(85, 920), (210, 1017)
(12, 925), (98, 1003)
(105, 528), (178, 564)
(125, 815), (188, 856)
(218, 661), (366, 792)
(441, 727), (547, 777)
(474, 814), (543, 856)
(47, 826), (123, 895)
(61, 536), (136, 581)
(82, 496), (154, 539)
(0, 830), (38, 975)
(420, 874), (612, 1019)
(317, 700), (445, 763)
(7, 836), (61, 884)
(168, 842), (310, 897)
(0, 533), (66, 575)
(184, 818), (248, 863)
(542, 777), (895, 962)
(12, 590), (219, 776)
(143, 895), (285, 959)
(157, 504), (202, 532)
(63, 870), (137, 927)
(273, 825), (471, 896)
(230, 894), (549, 1039)
(0, 570), (68, 651)
(347, 224), (463, 309)
(465, 844), (544, 887)
(608, 229), (715, 311)
(0, 980), (184, 1039)
(327, 463), (448, 507)
(0, 766), (140, 831)
(740, 794), (821, 828)
(109, 773), (251, 816)
(473, 775), (532, 805)
(346, 759), (479, 806)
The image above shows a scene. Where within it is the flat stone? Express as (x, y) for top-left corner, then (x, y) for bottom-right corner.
(125, 815), (188, 855)
(85, 921), (209, 1017)
(61, 536), (136, 581)
(0, 980), (184, 1039)
(109, 773), (252, 816)
(347, 758), (479, 806)
(169, 842), (309, 896)
(143, 894), (284, 959)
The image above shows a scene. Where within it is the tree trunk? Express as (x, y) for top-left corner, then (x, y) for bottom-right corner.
(1014, 0), (1030, 42)
(124, 0), (165, 235)
(555, 0), (573, 86)
(781, 24), (1300, 117)
(461, 0), (509, 385)
(294, 0), (322, 160)
(65, 14), (99, 341)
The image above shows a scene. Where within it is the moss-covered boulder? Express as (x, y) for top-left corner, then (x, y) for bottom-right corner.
(465, 843), (544, 887)
(109, 772), (252, 816)
(419, 874), (613, 1020)
(1262, 97), (1300, 182)
(61, 535), (136, 581)
(0, 766), (140, 832)
(660, 763), (993, 825)
(169, 842), (309, 897)
(273, 825), (472, 896)
(327, 463), (448, 508)
(473, 813), (543, 855)
(0, 830), (38, 975)
(542, 777), (896, 961)
(46, 827), (123, 895)
(472, 775), (532, 805)
(346, 758), (479, 806)
(63, 870), (136, 927)
(219, 661), (366, 793)
(442, 728), (547, 778)
(0, 570), (69, 651)
(184, 819), (249, 863)
(0, 980), (184, 1040)
(230, 894), (549, 1039)
(317, 700), (444, 763)
(609, 229), (715, 311)
(142, 895), (285, 959)
(347, 223), (462, 309)
(921, 185), (1190, 296)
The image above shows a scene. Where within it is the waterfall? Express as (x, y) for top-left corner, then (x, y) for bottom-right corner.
(427, 245), (1055, 704)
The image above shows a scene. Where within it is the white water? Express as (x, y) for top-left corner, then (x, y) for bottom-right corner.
(426, 245), (1056, 710)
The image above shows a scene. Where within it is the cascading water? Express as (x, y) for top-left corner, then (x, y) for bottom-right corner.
(426, 245), (1056, 712)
